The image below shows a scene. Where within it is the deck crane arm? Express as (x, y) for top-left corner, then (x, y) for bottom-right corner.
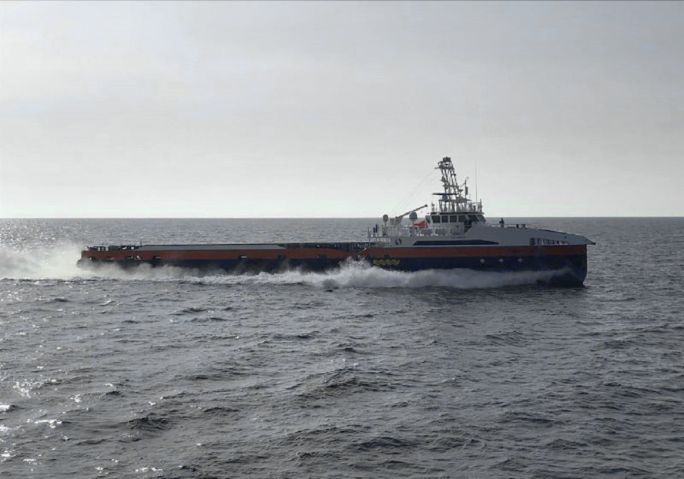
(392, 204), (428, 225)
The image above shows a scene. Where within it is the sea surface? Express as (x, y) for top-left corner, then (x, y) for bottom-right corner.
(1, 218), (683, 478)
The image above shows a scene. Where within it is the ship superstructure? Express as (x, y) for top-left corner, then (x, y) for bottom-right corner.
(371, 156), (485, 241)
(79, 156), (594, 286)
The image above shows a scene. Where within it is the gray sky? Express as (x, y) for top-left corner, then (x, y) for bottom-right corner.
(1, 1), (683, 217)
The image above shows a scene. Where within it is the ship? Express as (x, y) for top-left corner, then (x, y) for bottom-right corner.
(79, 157), (594, 286)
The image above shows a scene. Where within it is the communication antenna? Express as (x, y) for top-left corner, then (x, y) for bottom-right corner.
(475, 156), (478, 203)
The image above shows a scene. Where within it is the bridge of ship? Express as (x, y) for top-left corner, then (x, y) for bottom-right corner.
(370, 206), (489, 243)
(370, 156), (495, 242)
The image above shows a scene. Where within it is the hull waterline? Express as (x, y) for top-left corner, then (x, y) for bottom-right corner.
(78, 243), (588, 287)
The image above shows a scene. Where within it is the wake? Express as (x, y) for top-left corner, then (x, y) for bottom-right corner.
(0, 244), (559, 289)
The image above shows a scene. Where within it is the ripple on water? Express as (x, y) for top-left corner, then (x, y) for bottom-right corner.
(127, 414), (171, 434)
(2, 218), (684, 477)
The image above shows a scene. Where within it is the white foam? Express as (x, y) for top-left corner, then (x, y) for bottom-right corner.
(0, 244), (558, 289)
(0, 243), (191, 281)
(34, 419), (62, 429)
(262, 261), (560, 289)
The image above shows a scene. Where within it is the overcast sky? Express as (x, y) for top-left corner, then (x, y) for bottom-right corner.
(1, 1), (683, 217)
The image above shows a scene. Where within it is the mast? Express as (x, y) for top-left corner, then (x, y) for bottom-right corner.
(432, 157), (482, 214)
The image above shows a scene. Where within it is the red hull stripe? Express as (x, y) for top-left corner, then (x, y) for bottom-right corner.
(83, 247), (352, 261)
(82, 245), (586, 261)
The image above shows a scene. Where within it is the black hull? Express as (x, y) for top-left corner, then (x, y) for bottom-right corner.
(78, 252), (587, 287)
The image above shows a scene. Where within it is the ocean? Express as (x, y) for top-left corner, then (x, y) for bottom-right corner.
(1, 218), (683, 478)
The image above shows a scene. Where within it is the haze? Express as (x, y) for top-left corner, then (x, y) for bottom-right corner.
(1, 1), (683, 218)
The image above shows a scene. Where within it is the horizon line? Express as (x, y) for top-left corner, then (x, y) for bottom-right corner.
(2, 215), (683, 220)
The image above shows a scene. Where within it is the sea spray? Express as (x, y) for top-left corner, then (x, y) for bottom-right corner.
(0, 243), (85, 280)
(0, 245), (560, 289)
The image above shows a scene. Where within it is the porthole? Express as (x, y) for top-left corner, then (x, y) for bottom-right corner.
(479, 258), (485, 264)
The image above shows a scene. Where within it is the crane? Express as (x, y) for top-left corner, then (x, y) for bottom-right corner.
(390, 204), (428, 225)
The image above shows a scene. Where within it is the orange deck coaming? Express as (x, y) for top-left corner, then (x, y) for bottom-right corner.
(83, 244), (586, 261)
(84, 247), (353, 261)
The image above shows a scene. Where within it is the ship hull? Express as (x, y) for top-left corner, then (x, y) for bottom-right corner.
(79, 243), (588, 287)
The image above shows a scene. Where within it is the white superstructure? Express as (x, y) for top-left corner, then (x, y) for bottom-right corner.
(369, 157), (593, 248)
